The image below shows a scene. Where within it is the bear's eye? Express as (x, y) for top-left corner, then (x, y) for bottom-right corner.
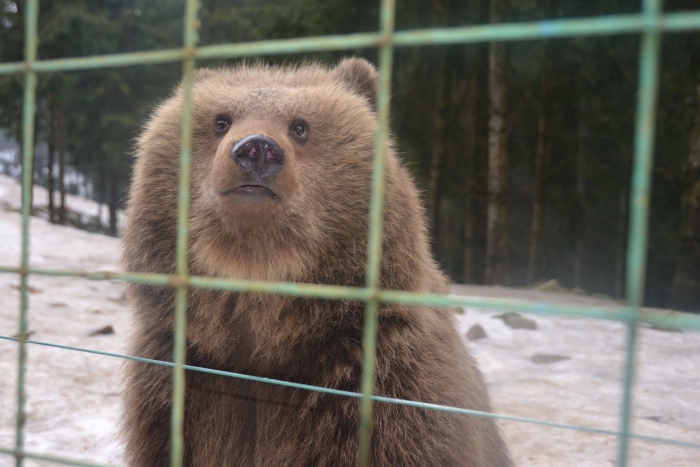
(290, 120), (308, 141)
(292, 124), (305, 137)
(214, 117), (230, 134)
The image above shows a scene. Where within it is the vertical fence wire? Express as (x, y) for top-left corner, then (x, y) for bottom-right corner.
(169, 1), (201, 466)
(15, 1), (39, 466)
(357, 0), (396, 465)
(617, 0), (662, 465)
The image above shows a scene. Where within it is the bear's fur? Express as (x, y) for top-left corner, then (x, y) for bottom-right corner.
(121, 58), (512, 467)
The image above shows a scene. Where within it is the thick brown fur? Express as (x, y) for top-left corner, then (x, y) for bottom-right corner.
(121, 58), (513, 467)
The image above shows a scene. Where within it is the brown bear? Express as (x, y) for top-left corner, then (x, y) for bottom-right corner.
(121, 58), (513, 467)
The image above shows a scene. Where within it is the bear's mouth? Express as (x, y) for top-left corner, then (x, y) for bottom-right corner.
(223, 184), (277, 199)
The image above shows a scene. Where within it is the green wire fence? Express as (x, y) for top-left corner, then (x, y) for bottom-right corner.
(1, 0), (700, 466)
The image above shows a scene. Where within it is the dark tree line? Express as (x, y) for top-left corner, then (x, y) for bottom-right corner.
(0, 0), (699, 311)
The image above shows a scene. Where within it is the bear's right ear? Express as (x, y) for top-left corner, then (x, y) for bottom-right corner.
(334, 58), (378, 112)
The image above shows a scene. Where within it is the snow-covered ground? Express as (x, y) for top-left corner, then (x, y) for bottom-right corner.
(0, 174), (698, 467)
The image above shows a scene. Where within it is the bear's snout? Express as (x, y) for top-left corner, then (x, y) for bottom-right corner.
(231, 134), (285, 182)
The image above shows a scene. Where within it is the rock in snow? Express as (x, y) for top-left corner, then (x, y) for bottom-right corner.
(530, 354), (571, 364)
(494, 311), (539, 330)
(466, 323), (488, 341)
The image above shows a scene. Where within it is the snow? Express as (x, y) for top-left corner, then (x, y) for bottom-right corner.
(1, 174), (699, 466)
(453, 284), (700, 466)
(0, 175), (128, 466)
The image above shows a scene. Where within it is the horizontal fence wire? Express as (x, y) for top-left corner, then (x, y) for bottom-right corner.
(3, 1), (700, 467)
(1, 11), (700, 75)
(2, 335), (699, 452)
(1, 265), (698, 326)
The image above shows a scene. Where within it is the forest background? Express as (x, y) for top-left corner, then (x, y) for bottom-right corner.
(0, 0), (698, 311)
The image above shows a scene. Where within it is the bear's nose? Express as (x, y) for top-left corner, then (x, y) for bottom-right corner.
(231, 134), (285, 179)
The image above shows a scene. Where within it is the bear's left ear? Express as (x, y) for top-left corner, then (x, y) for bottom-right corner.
(334, 58), (378, 112)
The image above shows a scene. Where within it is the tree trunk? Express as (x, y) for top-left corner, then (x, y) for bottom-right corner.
(57, 99), (67, 224)
(429, 53), (449, 242)
(463, 54), (488, 284)
(97, 196), (104, 233)
(614, 189), (629, 299)
(527, 0), (557, 285)
(109, 177), (118, 235)
(47, 93), (56, 223)
(464, 65), (479, 283)
(573, 101), (588, 288)
(21, 114), (39, 214)
(105, 152), (118, 236)
(527, 114), (548, 285)
(17, 135), (23, 180)
(527, 43), (555, 285)
(463, 0), (488, 285)
(486, 0), (510, 285)
(670, 71), (700, 311)
(28, 115), (38, 214)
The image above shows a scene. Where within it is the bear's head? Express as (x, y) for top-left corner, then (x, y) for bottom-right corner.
(128, 58), (409, 283)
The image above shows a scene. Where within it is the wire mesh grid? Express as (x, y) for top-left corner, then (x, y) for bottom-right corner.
(1, 0), (700, 466)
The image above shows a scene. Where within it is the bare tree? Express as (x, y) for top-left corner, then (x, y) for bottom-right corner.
(428, 51), (448, 240)
(485, 0), (509, 285)
(104, 151), (119, 236)
(614, 189), (628, 299)
(464, 61), (480, 283)
(463, 0), (488, 285)
(671, 70), (700, 310)
(57, 99), (67, 225)
(527, 41), (552, 285)
(47, 93), (57, 223)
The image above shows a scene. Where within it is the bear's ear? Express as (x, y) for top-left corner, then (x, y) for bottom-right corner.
(334, 58), (378, 112)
